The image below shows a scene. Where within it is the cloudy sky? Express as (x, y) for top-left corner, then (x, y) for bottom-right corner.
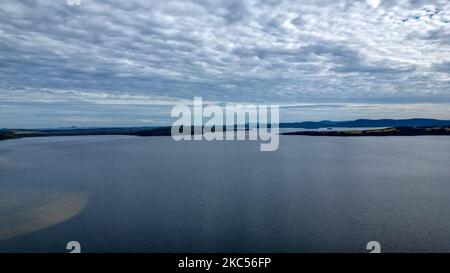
(1, 0), (450, 128)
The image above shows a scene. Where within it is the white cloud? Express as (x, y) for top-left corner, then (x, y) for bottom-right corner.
(367, 0), (381, 9)
(0, 0), (449, 127)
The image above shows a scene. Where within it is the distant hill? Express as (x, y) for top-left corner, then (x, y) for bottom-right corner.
(2, 119), (450, 141)
(279, 119), (450, 129)
(283, 126), (450, 136)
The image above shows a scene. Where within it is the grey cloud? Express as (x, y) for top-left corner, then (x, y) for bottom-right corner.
(433, 61), (450, 73)
(419, 27), (450, 45)
(1, 0), (450, 127)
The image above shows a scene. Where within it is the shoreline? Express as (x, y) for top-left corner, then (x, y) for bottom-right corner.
(282, 126), (450, 137)
(1, 126), (450, 142)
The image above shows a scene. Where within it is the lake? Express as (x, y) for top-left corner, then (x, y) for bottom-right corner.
(0, 135), (449, 252)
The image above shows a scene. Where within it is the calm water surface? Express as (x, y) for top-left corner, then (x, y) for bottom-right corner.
(0, 135), (449, 252)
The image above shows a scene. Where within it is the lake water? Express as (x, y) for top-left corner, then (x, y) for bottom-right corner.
(0, 135), (449, 253)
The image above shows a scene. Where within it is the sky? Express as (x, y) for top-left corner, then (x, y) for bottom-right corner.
(0, 0), (450, 128)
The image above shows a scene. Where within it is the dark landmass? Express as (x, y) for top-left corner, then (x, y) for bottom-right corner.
(133, 126), (173, 136)
(279, 118), (450, 129)
(283, 126), (450, 136)
(2, 119), (450, 141)
(0, 126), (237, 141)
(0, 127), (172, 141)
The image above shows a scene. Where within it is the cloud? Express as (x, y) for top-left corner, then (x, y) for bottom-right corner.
(367, 0), (381, 9)
(433, 62), (450, 77)
(0, 0), (450, 127)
